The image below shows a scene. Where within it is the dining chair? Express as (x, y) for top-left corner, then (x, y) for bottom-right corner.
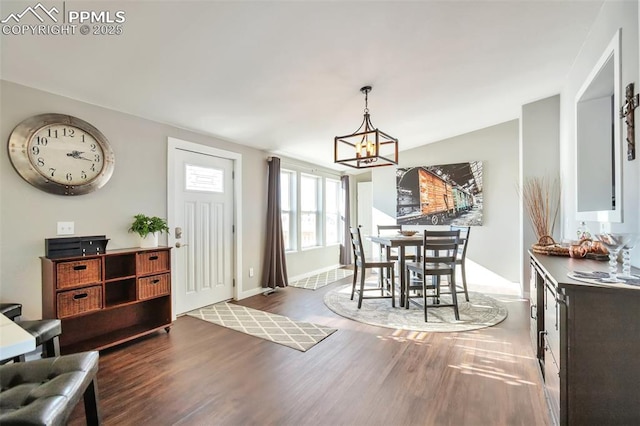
(376, 225), (402, 260)
(404, 229), (460, 321)
(450, 225), (471, 301)
(0, 303), (22, 321)
(0, 302), (62, 363)
(350, 227), (396, 308)
(376, 224), (418, 261)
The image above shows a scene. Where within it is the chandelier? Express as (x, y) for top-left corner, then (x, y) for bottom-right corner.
(334, 86), (399, 169)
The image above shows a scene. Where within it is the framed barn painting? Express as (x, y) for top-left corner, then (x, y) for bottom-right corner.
(396, 161), (483, 226)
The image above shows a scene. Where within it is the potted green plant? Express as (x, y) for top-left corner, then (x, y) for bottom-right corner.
(129, 214), (170, 248)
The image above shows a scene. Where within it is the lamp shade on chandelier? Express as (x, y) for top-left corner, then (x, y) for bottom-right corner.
(334, 86), (399, 169)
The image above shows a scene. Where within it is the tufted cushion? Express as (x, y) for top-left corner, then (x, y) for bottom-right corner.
(0, 351), (99, 426)
(15, 320), (62, 347)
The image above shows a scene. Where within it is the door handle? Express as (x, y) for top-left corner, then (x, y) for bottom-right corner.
(175, 242), (189, 248)
(530, 304), (537, 320)
(538, 330), (547, 350)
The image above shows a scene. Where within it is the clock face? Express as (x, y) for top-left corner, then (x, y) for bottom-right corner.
(8, 114), (115, 195)
(28, 124), (106, 186)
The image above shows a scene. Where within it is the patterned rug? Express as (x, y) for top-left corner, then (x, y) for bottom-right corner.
(186, 302), (337, 352)
(324, 284), (508, 332)
(288, 268), (354, 290)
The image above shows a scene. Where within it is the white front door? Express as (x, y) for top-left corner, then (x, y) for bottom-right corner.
(171, 147), (234, 314)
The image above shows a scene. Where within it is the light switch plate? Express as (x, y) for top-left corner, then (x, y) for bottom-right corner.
(57, 221), (74, 235)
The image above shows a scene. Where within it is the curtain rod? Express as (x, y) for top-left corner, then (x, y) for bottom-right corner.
(267, 154), (348, 177)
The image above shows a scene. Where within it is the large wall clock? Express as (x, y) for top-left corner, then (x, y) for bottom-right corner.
(7, 113), (115, 195)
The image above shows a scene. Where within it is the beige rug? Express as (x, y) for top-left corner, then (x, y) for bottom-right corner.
(288, 268), (353, 290)
(324, 284), (508, 332)
(187, 302), (337, 352)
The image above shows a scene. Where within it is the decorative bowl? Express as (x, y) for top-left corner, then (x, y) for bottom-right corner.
(399, 230), (418, 237)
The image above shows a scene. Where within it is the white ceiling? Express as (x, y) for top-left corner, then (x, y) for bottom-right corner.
(1, 1), (604, 171)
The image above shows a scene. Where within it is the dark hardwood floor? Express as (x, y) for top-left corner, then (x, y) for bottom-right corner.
(70, 277), (550, 425)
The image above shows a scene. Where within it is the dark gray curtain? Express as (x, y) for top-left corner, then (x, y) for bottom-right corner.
(262, 157), (288, 288)
(339, 174), (352, 265)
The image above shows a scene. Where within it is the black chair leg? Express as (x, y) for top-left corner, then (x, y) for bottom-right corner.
(423, 280), (428, 321)
(450, 274), (460, 320)
(358, 268), (366, 309)
(350, 265), (358, 300)
(461, 263), (469, 301)
(42, 336), (60, 358)
(390, 265), (395, 308)
(83, 378), (101, 426)
(404, 268), (410, 309)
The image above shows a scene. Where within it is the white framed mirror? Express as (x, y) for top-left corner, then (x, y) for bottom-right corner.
(575, 28), (622, 223)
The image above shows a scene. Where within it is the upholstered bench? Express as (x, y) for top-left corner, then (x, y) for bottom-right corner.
(0, 351), (100, 425)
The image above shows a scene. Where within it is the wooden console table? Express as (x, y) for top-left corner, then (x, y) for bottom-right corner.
(529, 252), (640, 425)
(41, 247), (172, 354)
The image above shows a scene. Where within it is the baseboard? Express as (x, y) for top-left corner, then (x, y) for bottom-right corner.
(288, 264), (343, 282)
(237, 286), (266, 300)
(237, 264), (346, 299)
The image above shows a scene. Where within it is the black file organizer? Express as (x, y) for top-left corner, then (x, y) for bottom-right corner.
(45, 235), (109, 259)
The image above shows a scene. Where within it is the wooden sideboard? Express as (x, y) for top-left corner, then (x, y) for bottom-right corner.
(41, 247), (172, 354)
(529, 252), (640, 425)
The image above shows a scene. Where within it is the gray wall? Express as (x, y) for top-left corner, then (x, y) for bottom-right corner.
(0, 81), (269, 319)
(371, 120), (521, 284)
(559, 0), (639, 265)
(520, 95), (560, 294)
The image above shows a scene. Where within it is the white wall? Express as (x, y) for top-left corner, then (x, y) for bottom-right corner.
(357, 181), (373, 258)
(559, 0), (639, 266)
(371, 120), (521, 285)
(0, 81), (269, 318)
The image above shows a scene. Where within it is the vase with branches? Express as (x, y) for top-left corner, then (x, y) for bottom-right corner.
(522, 176), (561, 245)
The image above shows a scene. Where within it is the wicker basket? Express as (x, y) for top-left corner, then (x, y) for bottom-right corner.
(56, 259), (101, 289)
(138, 273), (170, 300)
(531, 235), (570, 257)
(57, 285), (103, 318)
(137, 251), (169, 275)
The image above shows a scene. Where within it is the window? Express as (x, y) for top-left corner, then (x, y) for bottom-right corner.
(280, 165), (343, 252)
(325, 178), (341, 245)
(280, 169), (296, 251)
(185, 164), (223, 192)
(300, 174), (321, 248)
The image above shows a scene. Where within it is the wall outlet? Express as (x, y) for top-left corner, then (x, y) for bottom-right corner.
(249, 267), (254, 277)
(57, 221), (74, 235)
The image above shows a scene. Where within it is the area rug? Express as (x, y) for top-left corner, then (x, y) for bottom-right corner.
(288, 268), (354, 290)
(186, 302), (337, 352)
(323, 284), (508, 332)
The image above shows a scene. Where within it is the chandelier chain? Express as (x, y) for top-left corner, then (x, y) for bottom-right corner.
(364, 90), (369, 114)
